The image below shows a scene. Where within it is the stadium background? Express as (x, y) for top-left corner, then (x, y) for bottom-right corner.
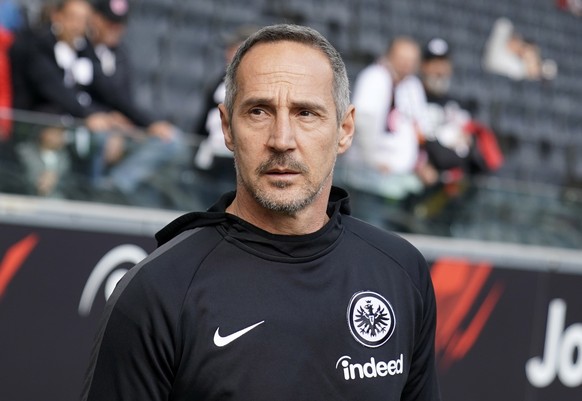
(99, 0), (582, 246)
(1, 0), (582, 400)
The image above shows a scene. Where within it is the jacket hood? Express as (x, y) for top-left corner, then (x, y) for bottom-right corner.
(155, 186), (351, 247)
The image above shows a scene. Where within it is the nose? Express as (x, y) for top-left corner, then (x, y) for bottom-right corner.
(267, 112), (296, 152)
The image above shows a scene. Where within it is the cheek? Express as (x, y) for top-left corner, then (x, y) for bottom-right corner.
(232, 137), (262, 172)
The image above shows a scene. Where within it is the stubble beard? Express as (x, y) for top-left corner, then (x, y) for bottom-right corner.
(234, 152), (335, 216)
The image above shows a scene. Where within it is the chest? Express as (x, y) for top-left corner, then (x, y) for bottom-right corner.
(171, 249), (422, 400)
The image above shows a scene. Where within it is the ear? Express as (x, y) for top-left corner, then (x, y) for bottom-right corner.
(337, 104), (355, 154)
(218, 103), (235, 151)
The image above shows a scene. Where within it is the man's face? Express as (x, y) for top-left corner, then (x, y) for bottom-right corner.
(52, 0), (92, 45)
(389, 41), (421, 81)
(219, 41), (354, 215)
(421, 58), (453, 96)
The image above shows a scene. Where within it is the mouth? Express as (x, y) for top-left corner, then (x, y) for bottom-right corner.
(265, 168), (300, 175)
(264, 170), (301, 182)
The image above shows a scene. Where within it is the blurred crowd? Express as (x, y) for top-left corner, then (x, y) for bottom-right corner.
(337, 35), (505, 228)
(1, 0), (185, 207)
(7, 0), (564, 220)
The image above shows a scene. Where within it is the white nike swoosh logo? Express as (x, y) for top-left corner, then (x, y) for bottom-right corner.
(213, 320), (265, 347)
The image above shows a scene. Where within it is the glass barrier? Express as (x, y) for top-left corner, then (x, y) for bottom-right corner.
(1, 108), (581, 249)
(0, 107), (222, 211)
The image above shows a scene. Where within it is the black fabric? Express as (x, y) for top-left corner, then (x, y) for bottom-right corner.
(424, 139), (465, 171)
(9, 26), (155, 126)
(193, 73), (224, 136)
(10, 27), (97, 117)
(82, 186), (441, 401)
(89, 43), (157, 127)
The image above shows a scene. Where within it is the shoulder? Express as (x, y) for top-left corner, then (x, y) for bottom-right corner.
(343, 216), (422, 257)
(342, 216), (430, 290)
(399, 75), (425, 94)
(107, 226), (224, 318)
(355, 64), (390, 85)
(353, 64), (392, 110)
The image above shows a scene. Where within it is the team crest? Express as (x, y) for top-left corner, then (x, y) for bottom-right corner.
(347, 291), (396, 348)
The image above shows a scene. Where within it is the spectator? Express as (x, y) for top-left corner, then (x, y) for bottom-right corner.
(421, 38), (503, 177)
(0, 0), (23, 32)
(343, 36), (429, 201)
(0, 0), (24, 140)
(193, 25), (258, 201)
(556, 0), (582, 16)
(86, 0), (185, 201)
(9, 0), (184, 205)
(482, 18), (557, 81)
(15, 122), (72, 198)
(0, 26), (14, 140)
(9, 0), (117, 132)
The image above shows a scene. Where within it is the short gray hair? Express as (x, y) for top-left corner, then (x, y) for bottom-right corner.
(223, 24), (350, 124)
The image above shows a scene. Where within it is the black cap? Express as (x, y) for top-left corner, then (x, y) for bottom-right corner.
(423, 38), (451, 61)
(92, 0), (130, 23)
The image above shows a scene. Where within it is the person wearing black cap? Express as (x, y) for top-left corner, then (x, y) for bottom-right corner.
(88, 0), (175, 136)
(86, 0), (185, 201)
(421, 38), (503, 176)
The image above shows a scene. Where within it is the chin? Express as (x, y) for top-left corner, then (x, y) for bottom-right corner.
(256, 183), (325, 215)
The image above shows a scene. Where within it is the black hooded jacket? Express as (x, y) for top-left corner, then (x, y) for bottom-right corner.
(82, 187), (441, 401)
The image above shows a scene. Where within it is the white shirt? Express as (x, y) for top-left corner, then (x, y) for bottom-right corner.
(349, 64), (426, 174)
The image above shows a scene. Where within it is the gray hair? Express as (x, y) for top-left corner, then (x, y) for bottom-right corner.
(223, 24), (350, 125)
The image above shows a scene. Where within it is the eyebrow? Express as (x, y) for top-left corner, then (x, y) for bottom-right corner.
(238, 97), (329, 115)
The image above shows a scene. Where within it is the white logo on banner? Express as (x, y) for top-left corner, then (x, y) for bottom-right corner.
(78, 244), (147, 316)
(526, 298), (582, 388)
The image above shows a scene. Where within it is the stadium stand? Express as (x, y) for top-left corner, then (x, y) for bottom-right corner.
(3, 0), (582, 249)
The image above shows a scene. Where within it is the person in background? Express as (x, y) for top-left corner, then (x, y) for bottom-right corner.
(344, 36), (433, 202)
(482, 18), (557, 81)
(9, 0), (120, 134)
(0, 0), (23, 140)
(88, 0), (176, 140)
(421, 37), (503, 178)
(15, 122), (72, 198)
(193, 25), (258, 204)
(86, 0), (185, 202)
(81, 24), (441, 401)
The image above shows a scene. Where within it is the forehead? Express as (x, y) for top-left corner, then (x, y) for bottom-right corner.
(60, 0), (90, 14)
(236, 41), (334, 94)
(392, 41), (420, 57)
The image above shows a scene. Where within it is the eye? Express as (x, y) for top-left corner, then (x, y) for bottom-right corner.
(250, 108), (265, 116)
(298, 110), (315, 117)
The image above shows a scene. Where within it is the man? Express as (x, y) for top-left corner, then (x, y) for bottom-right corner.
(9, 0), (115, 132)
(343, 36), (433, 201)
(86, 0), (183, 199)
(81, 24), (440, 401)
(88, 0), (176, 139)
(194, 25), (258, 205)
(421, 37), (503, 175)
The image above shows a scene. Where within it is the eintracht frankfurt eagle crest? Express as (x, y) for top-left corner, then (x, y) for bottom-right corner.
(347, 291), (396, 348)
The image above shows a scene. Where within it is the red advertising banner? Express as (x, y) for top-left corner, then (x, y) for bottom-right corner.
(0, 223), (580, 400)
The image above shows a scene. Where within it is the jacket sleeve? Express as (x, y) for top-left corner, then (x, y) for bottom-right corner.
(401, 256), (442, 401)
(89, 45), (156, 128)
(81, 259), (178, 401)
(24, 35), (96, 118)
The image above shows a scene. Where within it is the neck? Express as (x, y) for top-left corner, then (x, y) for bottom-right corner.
(225, 186), (332, 235)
